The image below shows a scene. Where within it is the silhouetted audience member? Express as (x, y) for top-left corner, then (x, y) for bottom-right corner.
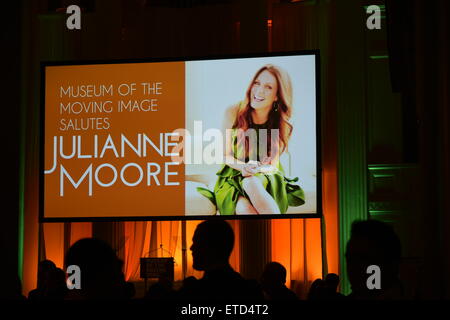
(308, 273), (345, 300)
(325, 273), (340, 292)
(29, 260), (67, 300)
(49, 267), (69, 299)
(346, 220), (404, 300)
(144, 276), (175, 300)
(177, 220), (264, 300)
(65, 238), (134, 299)
(260, 262), (298, 300)
(0, 265), (26, 300)
(28, 260), (55, 300)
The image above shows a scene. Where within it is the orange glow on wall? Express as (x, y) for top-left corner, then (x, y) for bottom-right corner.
(22, 169), (39, 296)
(43, 223), (64, 268)
(271, 219), (323, 298)
(24, 162), (338, 298)
(322, 168), (339, 275)
(70, 223), (93, 246)
(269, 167), (339, 297)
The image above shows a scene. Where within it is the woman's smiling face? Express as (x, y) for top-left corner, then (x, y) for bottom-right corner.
(250, 70), (278, 110)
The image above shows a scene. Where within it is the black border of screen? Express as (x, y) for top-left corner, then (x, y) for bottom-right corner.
(39, 50), (322, 222)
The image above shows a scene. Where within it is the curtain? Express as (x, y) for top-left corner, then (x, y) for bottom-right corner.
(124, 221), (149, 281)
(41, 222), (92, 270)
(40, 220), (240, 283)
(271, 0), (340, 298)
(41, 215), (335, 299)
(69, 223), (93, 246)
(42, 223), (64, 268)
(271, 219), (323, 299)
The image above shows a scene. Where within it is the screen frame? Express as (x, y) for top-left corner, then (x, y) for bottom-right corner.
(39, 50), (322, 222)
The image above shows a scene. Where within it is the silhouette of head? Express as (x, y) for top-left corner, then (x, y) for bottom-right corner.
(37, 260), (57, 289)
(48, 268), (67, 290)
(325, 273), (340, 291)
(190, 220), (234, 271)
(308, 274), (342, 300)
(261, 262), (287, 288)
(346, 220), (401, 294)
(65, 238), (126, 299)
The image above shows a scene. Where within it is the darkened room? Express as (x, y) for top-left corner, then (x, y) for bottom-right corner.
(1, 0), (449, 315)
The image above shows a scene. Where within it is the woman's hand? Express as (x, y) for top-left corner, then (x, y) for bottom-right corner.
(260, 156), (272, 165)
(242, 162), (258, 177)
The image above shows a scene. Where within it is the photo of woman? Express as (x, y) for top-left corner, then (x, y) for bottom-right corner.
(197, 64), (305, 215)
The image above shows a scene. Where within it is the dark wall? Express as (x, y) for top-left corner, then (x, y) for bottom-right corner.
(1, 1), (22, 298)
(386, 0), (450, 299)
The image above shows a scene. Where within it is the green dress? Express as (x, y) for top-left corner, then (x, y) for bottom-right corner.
(197, 121), (305, 215)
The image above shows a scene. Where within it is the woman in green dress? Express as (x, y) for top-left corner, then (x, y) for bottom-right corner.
(198, 64), (305, 215)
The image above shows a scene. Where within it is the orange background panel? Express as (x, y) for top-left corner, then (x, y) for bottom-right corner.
(44, 62), (185, 218)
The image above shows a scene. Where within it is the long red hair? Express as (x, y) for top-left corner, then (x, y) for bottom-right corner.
(233, 64), (293, 159)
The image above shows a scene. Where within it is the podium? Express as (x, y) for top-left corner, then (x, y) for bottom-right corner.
(140, 257), (174, 292)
